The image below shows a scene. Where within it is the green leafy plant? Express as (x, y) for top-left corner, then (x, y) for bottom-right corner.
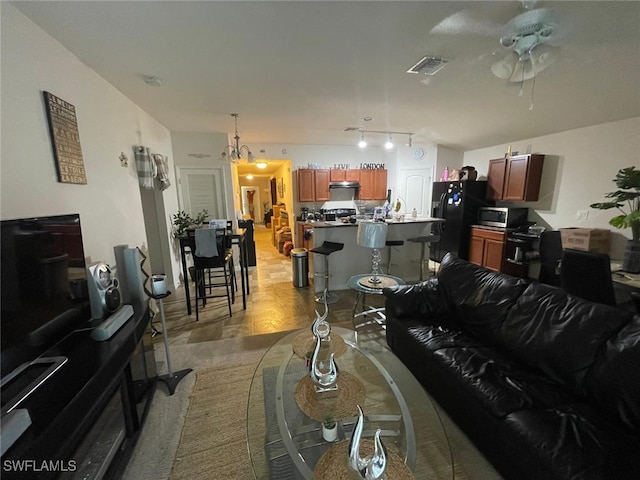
(590, 166), (640, 242)
(171, 209), (209, 237)
(323, 415), (336, 429)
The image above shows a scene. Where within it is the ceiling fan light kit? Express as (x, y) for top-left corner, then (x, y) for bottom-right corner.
(491, 7), (561, 84)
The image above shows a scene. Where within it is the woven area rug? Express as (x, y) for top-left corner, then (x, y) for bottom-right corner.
(170, 362), (256, 479)
(169, 360), (502, 480)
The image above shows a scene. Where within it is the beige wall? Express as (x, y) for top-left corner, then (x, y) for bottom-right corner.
(1, 3), (181, 284)
(463, 116), (640, 258)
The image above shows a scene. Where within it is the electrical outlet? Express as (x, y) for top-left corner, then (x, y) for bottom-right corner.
(576, 210), (589, 220)
(119, 152), (128, 167)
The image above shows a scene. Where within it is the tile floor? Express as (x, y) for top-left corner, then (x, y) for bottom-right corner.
(155, 224), (387, 346)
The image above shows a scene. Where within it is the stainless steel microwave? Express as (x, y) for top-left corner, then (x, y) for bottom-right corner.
(478, 207), (529, 228)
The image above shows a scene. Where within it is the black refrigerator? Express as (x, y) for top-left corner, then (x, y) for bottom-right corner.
(430, 181), (493, 263)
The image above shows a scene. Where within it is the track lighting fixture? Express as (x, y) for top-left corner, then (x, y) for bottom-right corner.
(345, 127), (413, 149)
(358, 132), (367, 149)
(219, 113), (255, 164)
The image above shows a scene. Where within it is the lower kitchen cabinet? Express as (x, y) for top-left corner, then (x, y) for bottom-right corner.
(469, 227), (506, 272)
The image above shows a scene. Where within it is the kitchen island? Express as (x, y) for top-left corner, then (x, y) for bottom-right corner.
(299, 217), (445, 293)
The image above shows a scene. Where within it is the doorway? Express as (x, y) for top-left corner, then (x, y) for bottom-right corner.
(176, 167), (226, 219)
(396, 166), (434, 216)
(241, 186), (260, 222)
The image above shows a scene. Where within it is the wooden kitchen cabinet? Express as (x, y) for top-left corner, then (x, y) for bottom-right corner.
(359, 169), (387, 200)
(469, 227), (506, 272)
(487, 154), (545, 202)
(296, 168), (330, 202)
(297, 169), (315, 202)
(329, 169), (360, 182)
(314, 169), (330, 201)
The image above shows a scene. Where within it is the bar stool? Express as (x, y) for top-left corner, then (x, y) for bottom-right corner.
(385, 240), (404, 275)
(310, 241), (344, 304)
(407, 234), (440, 281)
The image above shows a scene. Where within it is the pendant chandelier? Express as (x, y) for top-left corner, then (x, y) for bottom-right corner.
(219, 113), (255, 163)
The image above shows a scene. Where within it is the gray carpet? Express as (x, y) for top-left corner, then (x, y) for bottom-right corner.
(122, 331), (502, 480)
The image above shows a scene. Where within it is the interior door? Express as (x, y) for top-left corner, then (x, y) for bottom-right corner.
(396, 167), (434, 216)
(177, 167), (226, 220)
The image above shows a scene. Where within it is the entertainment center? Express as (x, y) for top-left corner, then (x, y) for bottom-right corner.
(1, 214), (157, 479)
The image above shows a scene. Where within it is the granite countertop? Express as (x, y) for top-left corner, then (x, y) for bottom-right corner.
(299, 218), (444, 228)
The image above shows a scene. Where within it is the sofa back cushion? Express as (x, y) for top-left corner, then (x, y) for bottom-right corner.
(437, 254), (528, 344)
(497, 282), (633, 394)
(584, 315), (640, 431)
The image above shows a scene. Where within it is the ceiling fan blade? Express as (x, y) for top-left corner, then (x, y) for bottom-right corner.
(431, 9), (504, 37)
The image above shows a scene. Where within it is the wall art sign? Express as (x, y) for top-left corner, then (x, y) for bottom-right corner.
(43, 91), (87, 184)
(359, 163), (385, 169)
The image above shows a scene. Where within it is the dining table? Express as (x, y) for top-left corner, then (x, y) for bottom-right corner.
(179, 228), (250, 314)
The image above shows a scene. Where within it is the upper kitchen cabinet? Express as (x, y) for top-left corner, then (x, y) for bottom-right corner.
(329, 169), (360, 182)
(487, 154), (545, 202)
(297, 169), (315, 202)
(359, 169), (387, 200)
(297, 168), (330, 202)
(314, 169), (330, 201)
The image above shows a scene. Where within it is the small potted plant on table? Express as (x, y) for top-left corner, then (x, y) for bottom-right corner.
(591, 166), (640, 273)
(322, 415), (337, 442)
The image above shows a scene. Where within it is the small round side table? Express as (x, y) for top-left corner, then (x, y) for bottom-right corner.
(347, 273), (404, 333)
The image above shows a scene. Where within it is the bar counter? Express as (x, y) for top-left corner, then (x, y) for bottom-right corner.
(301, 217), (444, 292)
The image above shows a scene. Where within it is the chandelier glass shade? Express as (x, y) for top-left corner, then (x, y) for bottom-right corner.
(220, 113), (255, 163)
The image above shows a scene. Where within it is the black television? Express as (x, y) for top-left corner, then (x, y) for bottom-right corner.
(1, 214), (92, 378)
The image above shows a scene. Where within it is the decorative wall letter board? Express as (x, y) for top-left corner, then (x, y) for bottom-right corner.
(43, 91), (87, 184)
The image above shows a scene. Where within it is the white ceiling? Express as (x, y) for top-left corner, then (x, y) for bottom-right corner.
(12, 1), (640, 153)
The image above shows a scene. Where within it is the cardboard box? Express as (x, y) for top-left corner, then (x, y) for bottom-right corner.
(559, 228), (611, 254)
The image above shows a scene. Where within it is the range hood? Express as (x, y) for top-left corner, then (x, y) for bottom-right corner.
(329, 181), (360, 189)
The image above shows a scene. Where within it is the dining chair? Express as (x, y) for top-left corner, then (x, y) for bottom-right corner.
(188, 228), (235, 320)
(560, 248), (616, 306)
(538, 230), (563, 287)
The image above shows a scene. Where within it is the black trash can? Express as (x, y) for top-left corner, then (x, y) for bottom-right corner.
(291, 248), (308, 288)
(237, 219), (257, 266)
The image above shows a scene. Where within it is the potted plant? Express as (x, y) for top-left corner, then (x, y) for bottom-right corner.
(171, 209), (209, 238)
(590, 166), (640, 272)
(322, 415), (337, 442)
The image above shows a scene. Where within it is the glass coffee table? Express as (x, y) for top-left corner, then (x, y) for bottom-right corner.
(247, 327), (453, 479)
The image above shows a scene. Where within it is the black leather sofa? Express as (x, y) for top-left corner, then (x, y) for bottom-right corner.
(384, 253), (640, 480)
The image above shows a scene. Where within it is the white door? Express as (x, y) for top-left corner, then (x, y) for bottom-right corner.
(396, 166), (434, 216)
(177, 167), (226, 220)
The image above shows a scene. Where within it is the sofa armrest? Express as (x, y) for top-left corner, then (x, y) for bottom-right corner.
(383, 279), (447, 319)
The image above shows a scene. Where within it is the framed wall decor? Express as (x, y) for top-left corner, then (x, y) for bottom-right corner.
(43, 91), (87, 184)
(278, 177), (285, 198)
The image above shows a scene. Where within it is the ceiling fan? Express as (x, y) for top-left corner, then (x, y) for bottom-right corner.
(430, 1), (567, 83)
(491, 6), (564, 83)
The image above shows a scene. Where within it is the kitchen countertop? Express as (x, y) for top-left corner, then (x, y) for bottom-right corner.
(300, 217), (444, 228)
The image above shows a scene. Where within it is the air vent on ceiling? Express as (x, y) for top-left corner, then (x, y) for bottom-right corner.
(407, 56), (449, 75)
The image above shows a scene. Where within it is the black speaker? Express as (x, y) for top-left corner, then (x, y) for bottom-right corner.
(87, 261), (121, 319)
(113, 246), (147, 305)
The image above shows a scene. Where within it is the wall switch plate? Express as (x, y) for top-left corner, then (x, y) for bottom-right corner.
(576, 210), (589, 220)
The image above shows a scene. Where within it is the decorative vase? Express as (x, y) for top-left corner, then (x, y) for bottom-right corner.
(322, 423), (337, 442)
(622, 240), (640, 273)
